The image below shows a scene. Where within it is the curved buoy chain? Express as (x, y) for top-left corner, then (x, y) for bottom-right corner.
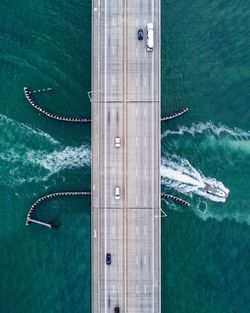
(26, 191), (91, 228)
(161, 193), (190, 207)
(161, 108), (188, 121)
(24, 87), (91, 123)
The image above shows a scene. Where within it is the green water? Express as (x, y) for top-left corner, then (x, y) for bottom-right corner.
(1, 0), (250, 312)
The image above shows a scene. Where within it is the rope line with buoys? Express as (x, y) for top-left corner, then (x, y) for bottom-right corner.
(24, 87), (91, 123)
(161, 193), (190, 206)
(161, 108), (188, 121)
(26, 191), (91, 228)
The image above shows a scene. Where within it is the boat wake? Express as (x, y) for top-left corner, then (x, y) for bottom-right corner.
(0, 115), (91, 186)
(161, 121), (250, 140)
(161, 154), (229, 203)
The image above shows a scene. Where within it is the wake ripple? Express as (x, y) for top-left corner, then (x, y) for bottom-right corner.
(0, 115), (91, 186)
(161, 121), (250, 140)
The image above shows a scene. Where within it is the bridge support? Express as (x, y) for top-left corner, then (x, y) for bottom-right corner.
(161, 107), (188, 121)
(24, 87), (91, 123)
(26, 191), (91, 228)
(161, 193), (190, 206)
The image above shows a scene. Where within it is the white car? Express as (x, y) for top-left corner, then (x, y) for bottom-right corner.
(114, 186), (120, 200)
(114, 137), (121, 148)
(146, 23), (154, 52)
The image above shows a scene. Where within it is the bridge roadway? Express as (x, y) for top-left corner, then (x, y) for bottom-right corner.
(91, 0), (161, 312)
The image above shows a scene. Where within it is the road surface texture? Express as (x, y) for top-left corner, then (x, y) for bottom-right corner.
(91, 0), (161, 312)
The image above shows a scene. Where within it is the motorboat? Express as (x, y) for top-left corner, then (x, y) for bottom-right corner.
(203, 182), (228, 198)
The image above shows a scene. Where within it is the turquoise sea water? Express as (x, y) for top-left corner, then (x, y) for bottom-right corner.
(0, 1), (250, 312)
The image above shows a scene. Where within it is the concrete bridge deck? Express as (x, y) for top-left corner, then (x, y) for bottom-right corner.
(91, 0), (161, 312)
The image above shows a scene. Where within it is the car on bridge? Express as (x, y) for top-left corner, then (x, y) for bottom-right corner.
(106, 253), (112, 265)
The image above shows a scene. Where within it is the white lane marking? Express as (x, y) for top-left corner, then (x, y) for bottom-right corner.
(112, 226), (115, 236)
(144, 255), (147, 265)
(112, 76), (115, 85)
(94, 229), (97, 238)
(144, 285), (147, 293)
(136, 255), (139, 265)
(136, 285), (139, 293)
(144, 166), (147, 177)
(144, 225), (147, 235)
(144, 77), (147, 87)
(135, 107), (138, 117)
(112, 16), (115, 26)
(136, 19), (138, 27)
(136, 226), (138, 235)
(144, 137), (147, 146)
(136, 137), (139, 147)
(112, 285), (115, 293)
(144, 49), (146, 57)
(112, 109), (115, 117)
(136, 197), (138, 207)
(112, 46), (115, 54)
(112, 167), (115, 175)
(136, 48), (138, 58)
(144, 196), (147, 207)
(136, 78), (138, 87)
(136, 166), (138, 177)
(112, 198), (115, 205)
(93, 184), (96, 190)
(144, 108), (147, 116)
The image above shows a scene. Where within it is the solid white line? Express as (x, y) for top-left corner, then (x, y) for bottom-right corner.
(104, 0), (108, 312)
(136, 285), (139, 293)
(144, 255), (147, 265)
(112, 226), (115, 235)
(112, 46), (115, 54)
(112, 16), (115, 26)
(144, 284), (147, 293)
(112, 285), (115, 293)
(112, 76), (115, 85)
(94, 229), (97, 238)
(144, 166), (147, 177)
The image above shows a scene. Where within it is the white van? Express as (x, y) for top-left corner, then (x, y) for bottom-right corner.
(146, 23), (154, 52)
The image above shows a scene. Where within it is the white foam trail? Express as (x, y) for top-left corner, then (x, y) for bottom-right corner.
(161, 121), (250, 140)
(0, 114), (59, 145)
(161, 154), (229, 203)
(26, 145), (91, 172)
(0, 145), (91, 186)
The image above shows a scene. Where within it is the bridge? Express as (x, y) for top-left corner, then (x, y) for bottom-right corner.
(91, 0), (161, 312)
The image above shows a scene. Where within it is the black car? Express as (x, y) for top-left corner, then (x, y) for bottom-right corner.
(106, 253), (111, 265)
(137, 28), (143, 40)
(114, 307), (120, 313)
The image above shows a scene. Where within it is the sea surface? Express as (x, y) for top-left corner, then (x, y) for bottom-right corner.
(0, 0), (250, 312)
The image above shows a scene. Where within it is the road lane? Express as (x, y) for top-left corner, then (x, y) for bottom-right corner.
(92, 0), (160, 311)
